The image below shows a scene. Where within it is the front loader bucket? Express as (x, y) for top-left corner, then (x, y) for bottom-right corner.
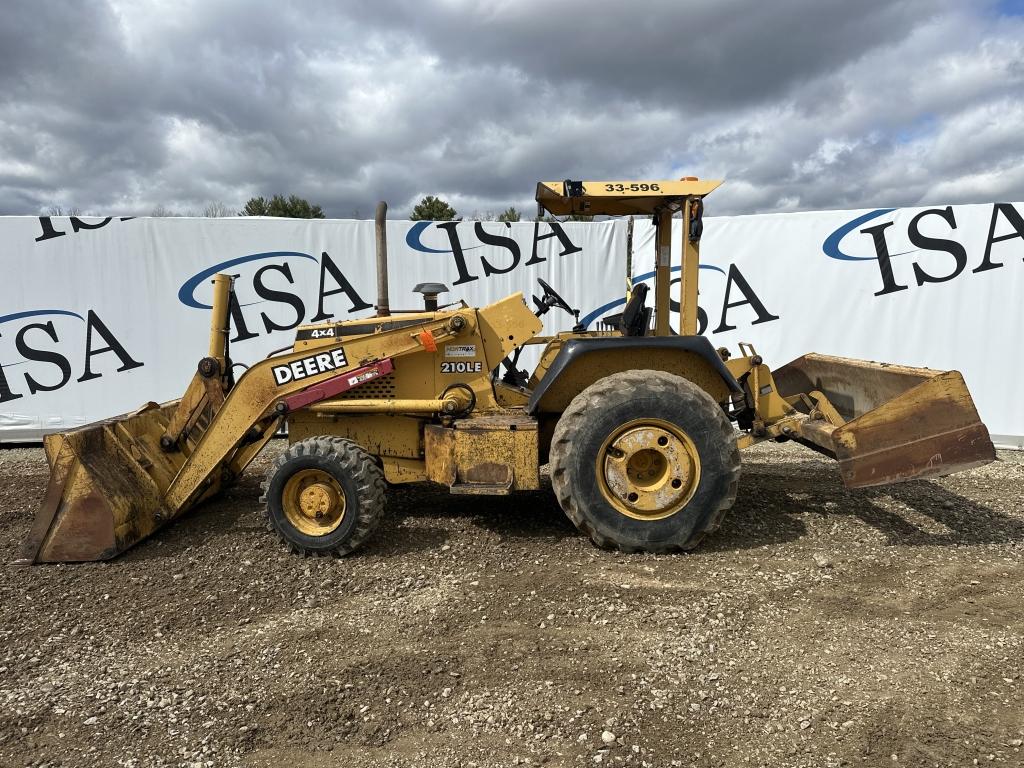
(772, 354), (995, 488)
(15, 401), (188, 564)
(15, 273), (287, 565)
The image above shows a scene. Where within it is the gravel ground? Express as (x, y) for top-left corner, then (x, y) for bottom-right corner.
(1, 441), (1022, 768)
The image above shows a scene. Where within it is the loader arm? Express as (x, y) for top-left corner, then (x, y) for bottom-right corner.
(164, 313), (468, 511)
(19, 277), (524, 564)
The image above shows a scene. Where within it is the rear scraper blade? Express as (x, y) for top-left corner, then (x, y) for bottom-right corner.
(773, 354), (996, 488)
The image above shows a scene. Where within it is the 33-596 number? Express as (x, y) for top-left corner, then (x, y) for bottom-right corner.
(604, 183), (660, 192)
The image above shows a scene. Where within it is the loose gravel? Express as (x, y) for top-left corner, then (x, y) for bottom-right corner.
(1, 441), (1022, 768)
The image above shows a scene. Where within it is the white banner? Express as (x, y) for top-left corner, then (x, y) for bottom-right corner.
(1, 202), (1021, 447)
(0, 216), (623, 441)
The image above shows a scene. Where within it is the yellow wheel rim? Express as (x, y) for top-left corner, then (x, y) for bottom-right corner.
(282, 469), (347, 536)
(596, 418), (701, 521)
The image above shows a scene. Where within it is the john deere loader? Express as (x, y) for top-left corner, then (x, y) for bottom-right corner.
(16, 180), (996, 563)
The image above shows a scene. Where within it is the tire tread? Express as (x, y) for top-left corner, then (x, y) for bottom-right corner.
(260, 436), (386, 557)
(549, 369), (740, 553)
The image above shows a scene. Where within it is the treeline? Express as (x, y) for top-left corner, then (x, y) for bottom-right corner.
(46, 194), (594, 221)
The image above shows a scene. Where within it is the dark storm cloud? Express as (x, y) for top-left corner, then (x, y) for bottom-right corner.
(0, 0), (1021, 218)
(348, 0), (943, 106)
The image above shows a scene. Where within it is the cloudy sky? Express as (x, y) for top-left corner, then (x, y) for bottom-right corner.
(1, 0), (1022, 218)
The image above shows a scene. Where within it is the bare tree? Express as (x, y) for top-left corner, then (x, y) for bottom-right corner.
(203, 201), (231, 217)
(46, 205), (82, 216)
(150, 205), (197, 217)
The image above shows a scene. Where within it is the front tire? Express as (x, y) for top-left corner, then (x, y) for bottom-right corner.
(261, 437), (385, 557)
(549, 370), (740, 552)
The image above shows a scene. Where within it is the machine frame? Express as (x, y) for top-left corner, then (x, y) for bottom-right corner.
(17, 181), (996, 563)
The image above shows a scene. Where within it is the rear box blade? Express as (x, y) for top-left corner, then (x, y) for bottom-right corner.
(773, 354), (996, 488)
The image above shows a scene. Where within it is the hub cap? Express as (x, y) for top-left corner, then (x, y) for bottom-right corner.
(282, 469), (347, 536)
(597, 419), (701, 520)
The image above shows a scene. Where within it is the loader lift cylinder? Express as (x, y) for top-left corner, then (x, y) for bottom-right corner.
(207, 273), (233, 361)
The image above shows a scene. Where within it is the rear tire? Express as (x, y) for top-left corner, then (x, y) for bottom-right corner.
(261, 437), (385, 557)
(549, 370), (740, 552)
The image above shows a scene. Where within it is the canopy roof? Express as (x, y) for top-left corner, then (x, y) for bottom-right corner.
(535, 178), (722, 217)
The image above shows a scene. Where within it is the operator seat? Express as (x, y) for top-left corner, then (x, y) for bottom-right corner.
(619, 283), (651, 337)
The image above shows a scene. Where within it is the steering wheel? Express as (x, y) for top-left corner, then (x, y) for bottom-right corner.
(497, 278), (581, 387)
(535, 278), (575, 317)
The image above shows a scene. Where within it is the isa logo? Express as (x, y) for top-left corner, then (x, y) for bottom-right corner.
(405, 220), (583, 284)
(579, 262), (779, 336)
(0, 309), (142, 403)
(178, 251), (373, 344)
(823, 203), (1024, 296)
